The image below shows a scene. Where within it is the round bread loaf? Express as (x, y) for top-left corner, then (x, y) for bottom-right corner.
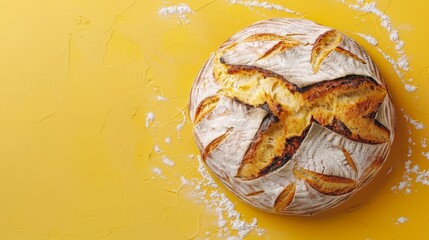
(189, 18), (395, 215)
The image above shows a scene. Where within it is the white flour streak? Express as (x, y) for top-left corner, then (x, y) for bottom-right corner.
(158, 3), (192, 16)
(229, 0), (301, 15)
(392, 109), (428, 194)
(376, 45), (417, 94)
(402, 109), (425, 129)
(149, 154), (265, 238)
(391, 127), (429, 194)
(158, 3), (193, 24)
(357, 33), (378, 46)
(346, 1), (410, 85)
(349, 2), (402, 50)
(145, 112), (155, 128)
(376, 47), (403, 79)
(391, 160), (414, 194)
(162, 156), (175, 167)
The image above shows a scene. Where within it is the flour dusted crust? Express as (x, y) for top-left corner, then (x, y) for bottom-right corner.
(189, 18), (395, 215)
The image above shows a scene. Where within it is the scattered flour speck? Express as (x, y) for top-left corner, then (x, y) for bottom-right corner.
(162, 156), (175, 167)
(156, 95), (168, 101)
(154, 145), (162, 153)
(176, 124), (184, 131)
(180, 176), (189, 185)
(176, 108), (187, 137)
(395, 216), (408, 224)
(145, 112), (155, 128)
(152, 167), (163, 176)
(165, 137), (171, 144)
(395, 40), (405, 51)
(404, 84), (417, 92)
(421, 138), (427, 148)
(398, 55), (410, 71)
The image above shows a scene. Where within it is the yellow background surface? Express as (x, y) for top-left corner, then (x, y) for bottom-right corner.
(1, 0), (428, 239)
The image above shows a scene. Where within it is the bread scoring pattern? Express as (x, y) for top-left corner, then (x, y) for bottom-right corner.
(189, 18), (395, 215)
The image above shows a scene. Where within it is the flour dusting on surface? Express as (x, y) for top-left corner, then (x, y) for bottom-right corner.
(347, 1), (410, 84)
(228, 0), (301, 15)
(158, 3), (193, 24)
(391, 126), (429, 194)
(183, 156), (266, 239)
(349, 2), (405, 55)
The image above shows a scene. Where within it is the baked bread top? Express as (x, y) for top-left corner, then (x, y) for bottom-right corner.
(189, 18), (395, 215)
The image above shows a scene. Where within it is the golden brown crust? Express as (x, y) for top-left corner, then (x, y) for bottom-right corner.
(236, 121), (311, 180)
(215, 48), (389, 180)
(190, 18), (395, 215)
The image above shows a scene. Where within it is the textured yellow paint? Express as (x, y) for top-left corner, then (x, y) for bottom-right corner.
(0, 0), (428, 239)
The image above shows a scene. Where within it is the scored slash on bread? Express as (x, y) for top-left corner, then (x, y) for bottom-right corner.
(202, 127), (233, 161)
(189, 18), (395, 215)
(341, 147), (358, 173)
(274, 182), (296, 213)
(311, 30), (366, 73)
(293, 167), (358, 196)
(194, 95), (220, 125)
